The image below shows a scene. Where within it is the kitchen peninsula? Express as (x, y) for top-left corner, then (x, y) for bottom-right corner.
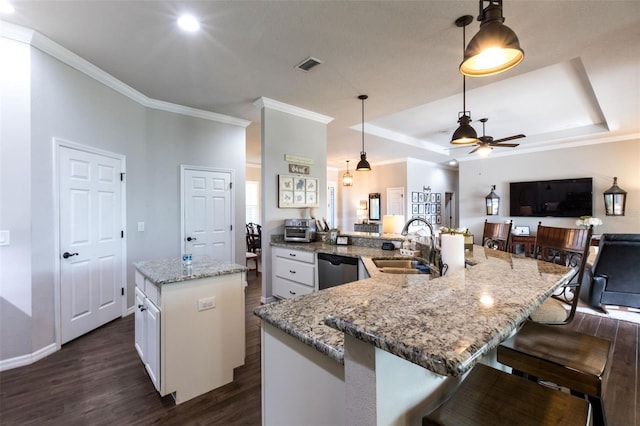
(254, 245), (574, 425)
(134, 257), (246, 404)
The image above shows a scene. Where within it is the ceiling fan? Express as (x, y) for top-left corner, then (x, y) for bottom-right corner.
(468, 118), (525, 154)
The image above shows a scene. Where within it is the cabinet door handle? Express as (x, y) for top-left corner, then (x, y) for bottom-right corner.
(289, 253), (296, 257)
(289, 270), (296, 274)
(138, 304), (147, 312)
(289, 290), (296, 295)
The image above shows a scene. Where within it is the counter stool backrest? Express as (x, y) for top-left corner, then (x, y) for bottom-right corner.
(482, 220), (512, 252)
(533, 222), (593, 324)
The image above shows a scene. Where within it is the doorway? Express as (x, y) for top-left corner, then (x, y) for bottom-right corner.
(56, 140), (126, 345)
(181, 165), (234, 262)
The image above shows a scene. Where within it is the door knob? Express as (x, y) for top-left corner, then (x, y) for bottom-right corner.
(62, 252), (79, 259)
(186, 236), (197, 242)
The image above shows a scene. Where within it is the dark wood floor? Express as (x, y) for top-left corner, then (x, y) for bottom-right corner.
(1, 272), (638, 425)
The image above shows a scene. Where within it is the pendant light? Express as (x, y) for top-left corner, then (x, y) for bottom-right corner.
(460, 0), (524, 77)
(356, 94), (371, 171)
(342, 160), (353, 187)
(451, 15), (479, 145)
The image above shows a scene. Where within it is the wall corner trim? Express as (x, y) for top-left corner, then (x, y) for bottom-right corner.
(1, 22), (251, 128)
(253, 97), (334, 124)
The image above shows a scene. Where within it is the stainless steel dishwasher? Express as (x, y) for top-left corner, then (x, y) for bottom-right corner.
(317, 253), (359, 290)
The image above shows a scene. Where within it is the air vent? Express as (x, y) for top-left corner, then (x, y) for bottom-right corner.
(295, 56), (323, 72)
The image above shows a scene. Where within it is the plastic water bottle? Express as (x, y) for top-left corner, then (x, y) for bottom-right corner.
(182, 253), (192, 274)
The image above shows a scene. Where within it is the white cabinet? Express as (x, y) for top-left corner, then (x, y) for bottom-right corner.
(134, 272), (161, 392)
(134, 268), (245, 404)
(272, 247), (316, 299)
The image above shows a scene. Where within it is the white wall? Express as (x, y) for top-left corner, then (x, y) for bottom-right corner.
(0, 34), (247, 364)
(258, 101), (329, 302)
(458, 139), (640, 242)
(406, 159), (459, 228)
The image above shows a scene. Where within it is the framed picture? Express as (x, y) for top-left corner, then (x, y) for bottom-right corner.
(412, 192), (418, 203)
(412, 204), (419, 214)
(418, 204), (424, 214)
(430, 193), (437, 203)
(425, 204), (431, 214)
(436, 215), (442, 224)
(418, 193), (425, 203)
(336, 236), (348, 245)
(436, 193), (442, 203)
(436, 204), (441, 214)
(278, 174), (319, 208)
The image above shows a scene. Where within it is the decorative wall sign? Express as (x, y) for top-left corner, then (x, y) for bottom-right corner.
(284, 154), (314, 165)
(278, 174), (319, 208)
(289, 164), (310, 174)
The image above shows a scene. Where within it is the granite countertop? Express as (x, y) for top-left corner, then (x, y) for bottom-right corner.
(254, 246), (574, 377)
(134, 256), (246, 285)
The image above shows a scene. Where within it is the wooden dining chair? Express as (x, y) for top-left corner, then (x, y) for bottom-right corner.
(481, 219), (512, 251)
(497, 222), (612, 426)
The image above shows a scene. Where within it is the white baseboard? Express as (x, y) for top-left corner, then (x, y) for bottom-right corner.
(0, 342), (59, 372)
(261, 296), (277, 304)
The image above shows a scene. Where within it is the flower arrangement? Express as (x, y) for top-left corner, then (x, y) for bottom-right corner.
(439, 226), (471, 236)
(575, 216), (602, 228)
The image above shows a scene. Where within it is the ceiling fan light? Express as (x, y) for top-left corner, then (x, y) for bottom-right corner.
(460, 1), (524, 77)
(477, 145), (493, 157)
(356, 153), (371, 171)
(451, 115), (478, 144)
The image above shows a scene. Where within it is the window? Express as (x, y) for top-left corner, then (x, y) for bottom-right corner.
(246, 181), (260, 224)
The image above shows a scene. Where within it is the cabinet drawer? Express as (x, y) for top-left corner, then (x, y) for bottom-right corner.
(273, 247), (315, 264)
(274, 257), (315, 287)
(273, 276), (314, 299)
(135, 270), (145, 289)
(145, 280), (161, 307)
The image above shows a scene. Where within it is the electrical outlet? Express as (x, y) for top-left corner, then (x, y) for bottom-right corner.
(137, 222), (145, 232)
(198, 296), (215, 311)
(0, 230), (9, 246)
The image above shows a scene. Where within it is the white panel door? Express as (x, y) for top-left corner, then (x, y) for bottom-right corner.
(59, 145), (123, 344)
(183, 168), (232, 262)
(387, 187), (405, 217)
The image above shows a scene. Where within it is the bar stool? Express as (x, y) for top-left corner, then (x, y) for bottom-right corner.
(423, 363), (591, 426)
(498, 320), (611, 426)
(481, 219), (512, 251)
(498, 223), (612, 426)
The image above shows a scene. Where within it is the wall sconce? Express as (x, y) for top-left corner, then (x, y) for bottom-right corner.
(485, 185), (500, 215)
(603, 177), (627, 216)
(342, 160), (353, 187)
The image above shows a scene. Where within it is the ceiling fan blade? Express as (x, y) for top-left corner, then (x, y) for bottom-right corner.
(492, 143), (520, 148)
(492, 134), (526, 143)
(468, 146), (481, 154)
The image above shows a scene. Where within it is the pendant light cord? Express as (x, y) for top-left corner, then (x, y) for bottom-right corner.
(361, 96), (365, 153)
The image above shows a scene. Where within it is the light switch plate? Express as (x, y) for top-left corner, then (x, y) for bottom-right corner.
(137, 222), (145, 232)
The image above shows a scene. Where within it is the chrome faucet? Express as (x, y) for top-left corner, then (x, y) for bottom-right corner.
(401, 217), (436, 250)
(401, 217), (441, 273)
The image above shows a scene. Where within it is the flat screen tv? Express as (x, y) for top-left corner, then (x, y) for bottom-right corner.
(509, 178), (593, 217)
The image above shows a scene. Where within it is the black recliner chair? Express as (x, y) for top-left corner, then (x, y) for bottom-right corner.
(581, 233), (640, 311)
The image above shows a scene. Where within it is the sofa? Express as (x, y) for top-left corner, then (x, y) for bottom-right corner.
(581, 233), (640, 310)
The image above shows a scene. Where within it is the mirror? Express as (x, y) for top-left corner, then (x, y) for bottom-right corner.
(369, 193), (381, 221)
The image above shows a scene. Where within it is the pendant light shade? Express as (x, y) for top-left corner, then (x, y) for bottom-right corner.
(460, 0), (524, 77)
(342, 160), (353, 187)
(356, 95), (371, 171)
(451, 16), (479, 145)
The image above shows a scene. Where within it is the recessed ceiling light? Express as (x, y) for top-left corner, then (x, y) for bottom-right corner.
(177, 14), (200, 32)
(0, 1), (15, 14)
(449, 160), (457, 166)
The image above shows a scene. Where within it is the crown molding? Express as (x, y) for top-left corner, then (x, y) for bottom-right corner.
(2, 22), (250, 128)
(254, 97), (334, 124)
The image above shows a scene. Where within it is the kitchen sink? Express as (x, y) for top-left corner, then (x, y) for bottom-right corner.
(372, 258), (432, 274)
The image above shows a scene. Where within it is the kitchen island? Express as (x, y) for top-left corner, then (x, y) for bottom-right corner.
(254, 245), (574, 425)
(134, 257), (246, 404)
